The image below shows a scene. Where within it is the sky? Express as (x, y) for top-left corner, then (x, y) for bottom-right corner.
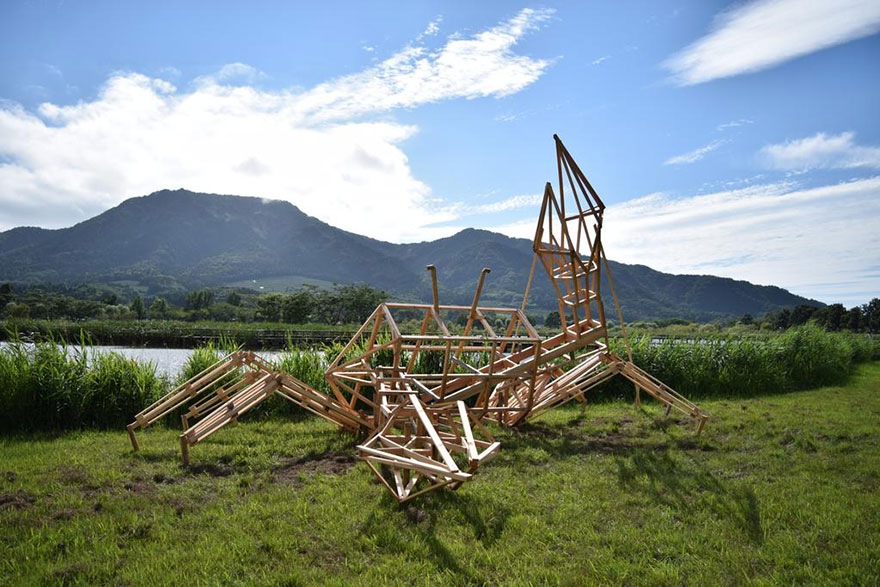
(0, 0), (878, 307)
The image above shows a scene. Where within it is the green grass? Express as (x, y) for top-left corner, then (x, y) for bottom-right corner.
(2, 363), (879, 585)
(0, 339), (166, 432)
(599, 324), (878, 401)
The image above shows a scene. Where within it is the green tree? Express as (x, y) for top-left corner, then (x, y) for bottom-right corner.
(281, 291), (313, 324)
(844, 306), (863, 331)
(740, 313), (754, 325)
(824, 303), (846, 331)
(312, 289), (342, 324)
(186, 289), (215, 311)
(4, 302), (30, 319)
(789, 304), (819, 326)
(336, 284), (388, 323)
(311, 284), (387, 324)
(70, 299), (101, 319)
(149, 297), (168, 319)
(226, 291), (242, 307)
(545, 310), (561, 328)
(863, 298), (880, 333)
(0, 283), (12, 308)
(206, 303), (237, 321)
(256, 293), (284, 322)
(130, 296), (146, 320)
(771, 308), (791, 330)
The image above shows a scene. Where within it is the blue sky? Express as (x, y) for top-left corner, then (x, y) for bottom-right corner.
(1, 1), (878, 306)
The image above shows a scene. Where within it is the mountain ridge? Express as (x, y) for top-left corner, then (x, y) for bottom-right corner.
(0, 189), (823, 321)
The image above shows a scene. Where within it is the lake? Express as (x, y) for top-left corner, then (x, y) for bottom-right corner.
(0, 342), (284, 379)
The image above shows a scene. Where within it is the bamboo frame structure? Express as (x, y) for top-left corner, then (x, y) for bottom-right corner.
(126, 134), (708, 501)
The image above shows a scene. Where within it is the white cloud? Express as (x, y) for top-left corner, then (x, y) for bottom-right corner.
(158, 66), (182, 79)
(664, 140), (725, 165)
(452, 193), (542, 216)
(195, 62), (267, 86)
(591, 55), (610, 65)
(417, 16), (443, 41)
(496, 178), (880, 306)
(717, 118), (753, 131)
(295, 8), (553, 123)
(494, 112), (522, 123)
(664, 0), (880, 85)
(760, 131), (880, 170)
(0, 8), (554, 242)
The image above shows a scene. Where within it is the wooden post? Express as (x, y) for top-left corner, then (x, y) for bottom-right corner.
(427, 265), (440, 312)
(179, 435), (190, 465)
(126, 423), (139, 451)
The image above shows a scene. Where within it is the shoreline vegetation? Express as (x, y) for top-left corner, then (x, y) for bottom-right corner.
(2, 281), (877, 350)
(0, 324), (875, 433)
(3, 310), (878, 351)
(0, 318), (358, 349)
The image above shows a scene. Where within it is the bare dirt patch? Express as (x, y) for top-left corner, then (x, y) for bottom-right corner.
(123, 479), (154, 494)
(276, 451), (357, 486)
(51, 507), (78, 521)
(152, 472), (177, 485)
(0, 490), (35, 510)
(186, 463), (235, 477)
(57, 464), (90, 485)
(405, 506), (428, 524)
(52, 563), (89, 581)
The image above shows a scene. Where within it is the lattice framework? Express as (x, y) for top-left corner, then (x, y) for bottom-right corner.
(127, 135), (708, 502)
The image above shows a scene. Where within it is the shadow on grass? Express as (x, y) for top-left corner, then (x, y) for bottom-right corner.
(357, 490), (510, 581)
(615, 449), (763, 544)
(493, 414), (763, 545)
(497, 414), (698, 457)
(421, 490), (510, 548)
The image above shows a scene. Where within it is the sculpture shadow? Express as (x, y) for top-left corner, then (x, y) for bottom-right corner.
(358, 491), (510, 580)
(614, 448), (763, 544)
(496, 414), (694, 459)
(492, 415), (762, 545)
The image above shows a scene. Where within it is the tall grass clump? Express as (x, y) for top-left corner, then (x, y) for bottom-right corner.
(775, 324), (854, 389)
(260, 341), (331, 419)
(83, 351), (166, 428)
(0, 337), (165, 432)
(177, 335), (240, 384)
(602, 324), (877, 400)
(274, 348), (328, 394)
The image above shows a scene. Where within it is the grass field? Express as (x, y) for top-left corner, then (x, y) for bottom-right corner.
(2, 364), (879, 585)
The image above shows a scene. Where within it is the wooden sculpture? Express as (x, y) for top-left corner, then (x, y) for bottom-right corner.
(127, 134), (708, 502)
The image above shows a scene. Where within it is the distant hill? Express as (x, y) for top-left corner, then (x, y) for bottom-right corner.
(0, 189), (822, 321)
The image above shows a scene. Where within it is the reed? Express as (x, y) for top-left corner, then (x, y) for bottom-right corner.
(0, 336), (166, 432)
(600, 324), (878, 401)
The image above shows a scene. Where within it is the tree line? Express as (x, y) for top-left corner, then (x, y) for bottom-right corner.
(746, 301), (879, 332)
(2, 282), (878, 332)
(0, 283), (388, 326)
(542, 298), (880, 333)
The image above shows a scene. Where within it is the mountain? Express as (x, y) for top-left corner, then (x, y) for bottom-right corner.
(0, 189), (822, 321)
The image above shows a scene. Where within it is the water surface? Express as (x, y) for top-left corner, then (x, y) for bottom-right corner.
(0, 342), (283, 379)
